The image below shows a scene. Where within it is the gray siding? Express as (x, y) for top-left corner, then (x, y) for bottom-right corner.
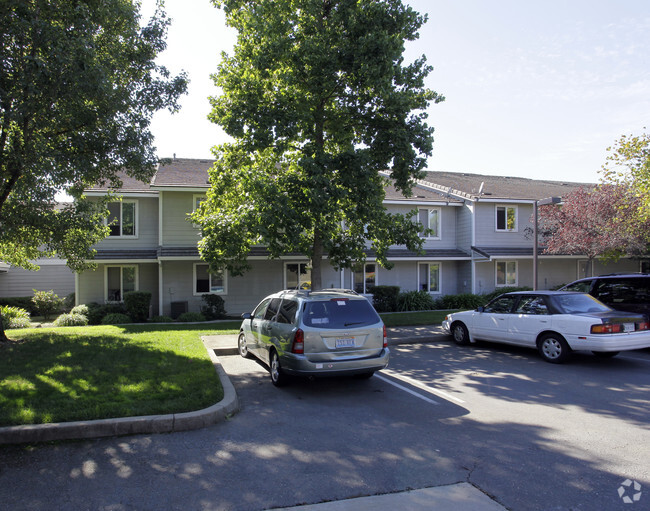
(161, 191), (202, 247)
(0, 263), (75, 298)
(92, 197), (159, 249)
(473, 202), (534, 248)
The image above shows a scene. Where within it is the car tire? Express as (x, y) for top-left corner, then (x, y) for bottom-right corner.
(451, 322), (471, 346)
(270, 350), (289, 387)
(537, 333), (571, 363)
(592, 351), (620, 358)
(238, 332), (251, 359)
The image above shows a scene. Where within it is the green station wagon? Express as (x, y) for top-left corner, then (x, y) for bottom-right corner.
(238, 289), (389, 386)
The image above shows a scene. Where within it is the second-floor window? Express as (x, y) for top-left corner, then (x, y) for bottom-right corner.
(107, 201), (137, 237)
(496, 205), (517, 232)
(418, 208), (441, 238)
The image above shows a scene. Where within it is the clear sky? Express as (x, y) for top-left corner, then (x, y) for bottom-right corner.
(140, 0), (650, 184)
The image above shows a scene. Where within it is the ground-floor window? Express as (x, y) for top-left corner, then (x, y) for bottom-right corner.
(194, 264), (227, 294)
(419, 262), (441, 293)
(106, 265), (137, 302)
(496, 261), (517, 286)
(286, 262), (311, 290)
(353, 263), (376, 294)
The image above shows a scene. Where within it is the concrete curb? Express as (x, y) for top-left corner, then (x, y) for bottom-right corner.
(0, 339), (240, 445)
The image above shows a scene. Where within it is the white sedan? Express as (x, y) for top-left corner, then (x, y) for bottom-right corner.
(441, 291), (650, 363)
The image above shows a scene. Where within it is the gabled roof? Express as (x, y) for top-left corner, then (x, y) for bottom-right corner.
(151, 158), (214, 188)
(418, 171), (591, 201)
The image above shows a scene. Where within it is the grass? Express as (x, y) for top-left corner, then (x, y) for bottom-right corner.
(380, 310), (454, 327)
(0, 322), (240, 427)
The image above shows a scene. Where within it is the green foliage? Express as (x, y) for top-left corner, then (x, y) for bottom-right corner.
(101, 313), (132, 325)
(54, 312), (89, 327)
(64, 293), (76, 311)
(372, 286), (401, 313)
(71, 304), (90, 316)
(86, 302), (127, 325)
(123, 291), (152, 323)
(177, 312), (206, 323)
(397, 290), (437, 311)
(0, 1), (187, 273)
(201, 294), (227, 320)
(151, 315), (174, 323)
(198, 0), (443, 289)
(0, 297), (36, 315)
(31, 290), (64, 320)
(436, 293), (486, 310)
(0, 306), (31, 329)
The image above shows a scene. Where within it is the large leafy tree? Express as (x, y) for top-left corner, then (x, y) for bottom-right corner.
(0, 0), (187, 340)
(537, 185), (649, 277)
(195, 0), (443, 290)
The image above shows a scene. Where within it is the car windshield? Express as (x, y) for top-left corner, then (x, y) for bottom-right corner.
(553, 293), (612, 314)
(303, 298), (380, 329)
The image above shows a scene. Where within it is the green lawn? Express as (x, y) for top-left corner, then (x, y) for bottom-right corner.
(0, 312), (448, 427)
(0, 322), (239, 427)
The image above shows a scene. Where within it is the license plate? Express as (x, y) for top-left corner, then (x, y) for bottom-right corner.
(624, 323), (635, 332)
(335, 338), (355, 348)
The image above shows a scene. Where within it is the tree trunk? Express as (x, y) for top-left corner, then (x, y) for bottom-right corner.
(311, 228), (324, 291)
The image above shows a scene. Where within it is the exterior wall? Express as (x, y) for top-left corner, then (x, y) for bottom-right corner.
(384, 203), (461, 250)
(456, 204), (473, 252)
(0, 262), (75, 298)
(473, 201), (534, 248)
(160, 191), (202, 247)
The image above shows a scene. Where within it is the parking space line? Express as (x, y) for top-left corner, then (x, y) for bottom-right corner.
(380, 369), (467, 405)
(375, 374), (440, 405)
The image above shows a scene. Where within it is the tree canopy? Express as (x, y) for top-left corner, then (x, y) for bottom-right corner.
(195, 0), (443, 290)
(0, 0), (187, 272)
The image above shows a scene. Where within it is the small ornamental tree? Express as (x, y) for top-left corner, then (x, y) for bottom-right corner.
(537, 185), (650, 276)
(195, 0), (443, 290)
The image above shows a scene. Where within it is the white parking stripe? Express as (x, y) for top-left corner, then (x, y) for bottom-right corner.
(375, 374), (440, 405)
(380, 369), (467, 405)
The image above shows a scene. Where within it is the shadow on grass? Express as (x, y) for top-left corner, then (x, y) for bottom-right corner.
(0, 330), (224, 427)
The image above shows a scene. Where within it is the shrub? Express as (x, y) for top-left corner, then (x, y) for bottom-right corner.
(64, 293), (76, 311)
(31, 290), (64, 320)
(101, 313), (132, 325)
(86, 302), (127, 325)
(372, 286), (400, 313)
(176, 312), (206, 323)
(124, 291), (152, 322)
(151, 315), (174, 323)
(71, 304), (90, 317)
(397, 290), (437, 311)
(0, 297), (36, 314)
(437, 293), (486, 310)
(201, 294), (227, 320)
(54, 312), (89, 327)
(1, 305), (31, 329)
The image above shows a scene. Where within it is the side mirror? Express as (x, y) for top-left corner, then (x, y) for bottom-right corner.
(476, 306), (485, 313)
(241, 312), (252, 320)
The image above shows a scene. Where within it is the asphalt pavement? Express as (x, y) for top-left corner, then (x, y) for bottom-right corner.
(0, 324), (508, 510)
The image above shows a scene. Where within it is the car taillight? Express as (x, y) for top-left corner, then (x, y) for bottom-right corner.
(637, 322), (650, 331)
(591, 323), (623, 334)
(292, 328), (305, 354)
(383, 325), (388, 348)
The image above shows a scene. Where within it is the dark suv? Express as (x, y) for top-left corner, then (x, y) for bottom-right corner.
(560, 274), (650, 317)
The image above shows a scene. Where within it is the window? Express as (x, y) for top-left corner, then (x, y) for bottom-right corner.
(107, 201), (137, 237)
(484, 295), (517, 313)
(353, 263), (376, 294)
(286, 263), (311, 290)
(496, 205), (517, 232)
(496, 261), (517, 286)
(105, 265), (137, 302)
(277, 299), (298, 324)
(191, 195), (206, 228)
(516, 296), (549, 315)
(418, 208), (441, 238)
(419, 262), (440, 293)
(194, 264), (227, 295)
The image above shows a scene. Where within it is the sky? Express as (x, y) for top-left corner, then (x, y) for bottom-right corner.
(140, 0), (650, 184)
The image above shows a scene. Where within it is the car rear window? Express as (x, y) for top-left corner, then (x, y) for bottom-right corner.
(303, 298), (381, 329)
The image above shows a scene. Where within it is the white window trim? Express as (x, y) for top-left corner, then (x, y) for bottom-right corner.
(418, 207), (442, 240)
(352, 263), (377, 295)
(495, 205), (518, 233)
(418, 262), (442, 294)
(106, 200), (139, 238)
(284, 262), (311, 290)
(193, 263), (228, 295)
(495, 260), (518, 287)
(191, 194), (206, 228)
(104, 265), (139, 302)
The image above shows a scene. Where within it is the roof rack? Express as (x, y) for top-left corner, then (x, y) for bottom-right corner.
(310, 288), (360, 296)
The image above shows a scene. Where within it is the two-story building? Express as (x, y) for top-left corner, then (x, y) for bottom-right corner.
(2, 159), (647, 316)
